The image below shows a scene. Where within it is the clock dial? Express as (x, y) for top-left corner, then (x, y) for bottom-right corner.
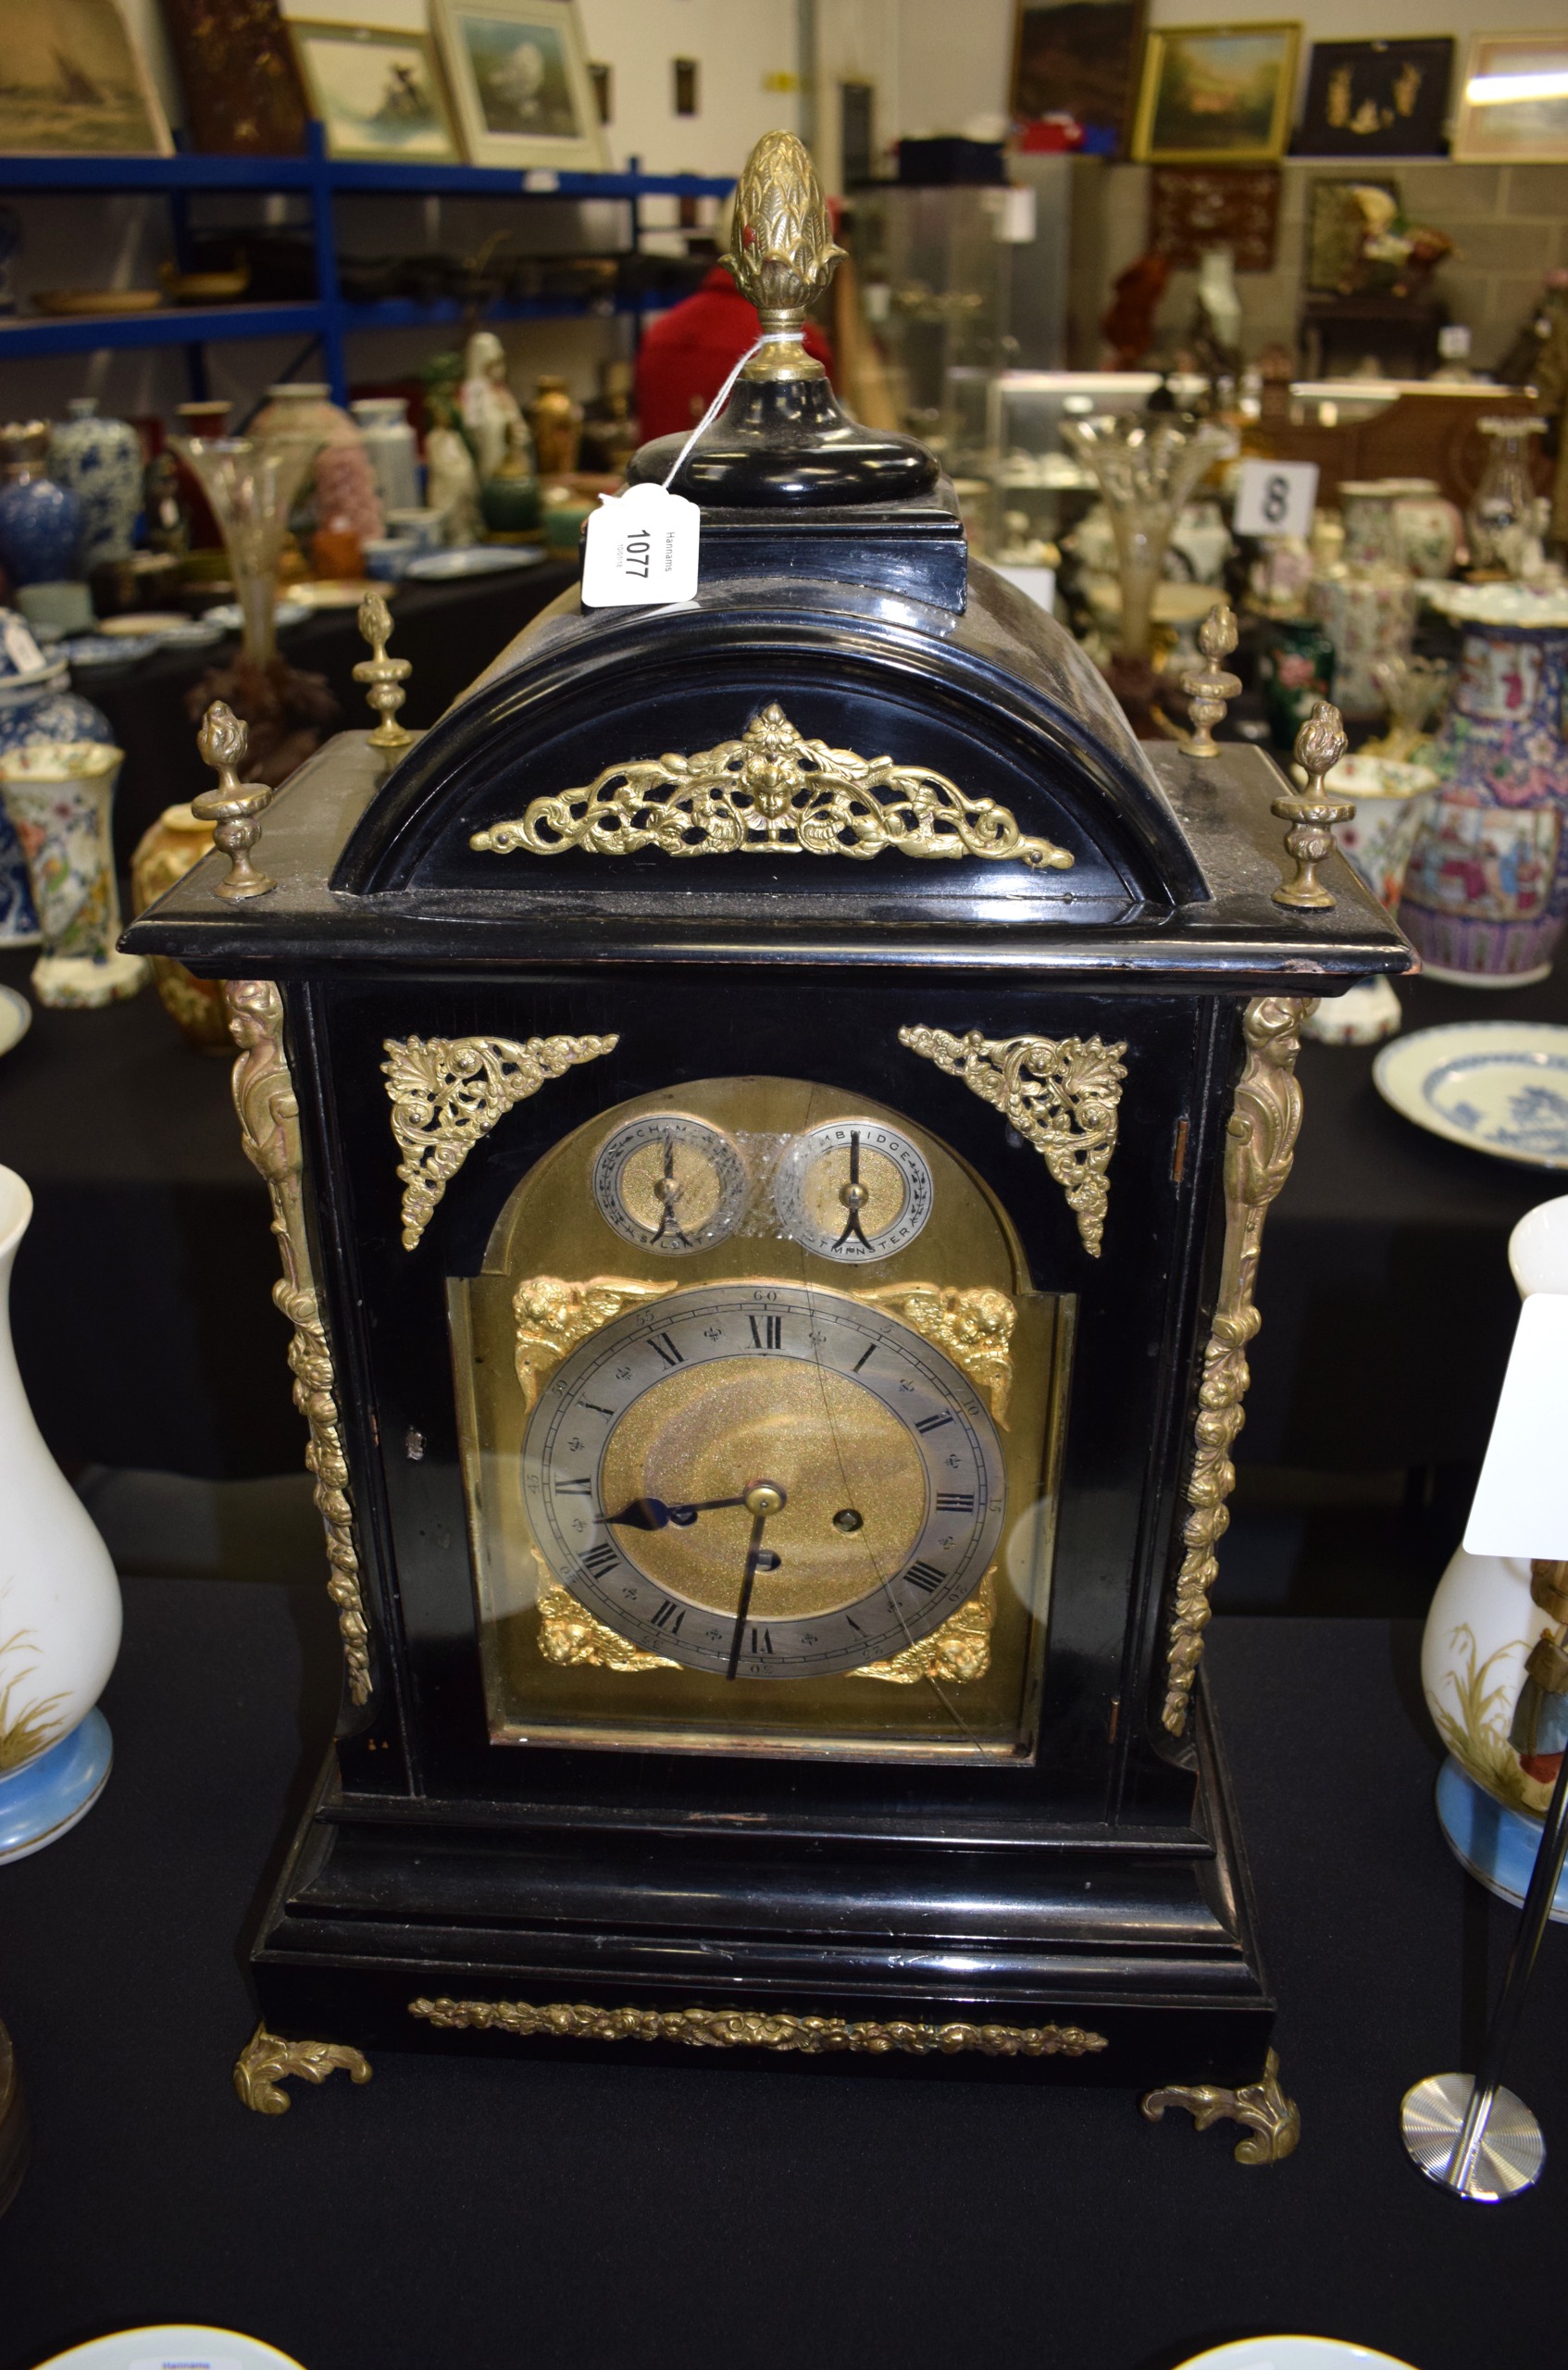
(523, 1281), (1005, 1679)
(774, 1118), (933, 1263)
(592, 1112), (747, 1255)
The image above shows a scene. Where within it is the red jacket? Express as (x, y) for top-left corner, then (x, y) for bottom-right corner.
(635, 267), (834, 441)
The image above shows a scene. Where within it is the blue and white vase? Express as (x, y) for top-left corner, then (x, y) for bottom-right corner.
(47, 399), (143, 569)
(0, 424), (81, 588)
(0, 607), (112, 943)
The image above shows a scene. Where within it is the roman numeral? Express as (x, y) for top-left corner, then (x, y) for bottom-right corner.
(648, 1331), (683, 1366)
(748, 1314), (783, 1349)
(852, 1341), (877, 1373)
(936, 1491), (975, 1513)
(650, 1599), (685, 1634)
(915, 1411), (954, 1435)
(749, 1628), (774, 1654)
(579, 1540), (617, 1579)
(904, 1561), (946, 1594)
(554, 1476), (592, 1495)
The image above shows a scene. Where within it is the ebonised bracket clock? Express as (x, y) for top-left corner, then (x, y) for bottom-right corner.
(129, 132), (1409, 2159)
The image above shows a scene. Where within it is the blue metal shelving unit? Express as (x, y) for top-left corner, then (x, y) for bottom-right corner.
(0, 127), (732, 401)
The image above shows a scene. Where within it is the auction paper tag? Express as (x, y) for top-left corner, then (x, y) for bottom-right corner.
(1, 615), (44, 673)
(1232, 459), (1319, 541)
(581, 482), (700, 608)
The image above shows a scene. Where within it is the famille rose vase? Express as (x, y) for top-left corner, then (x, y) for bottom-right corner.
(0, 742), (146, 1009)
(0, 1166), (121, 1862)
(1400, 585), (1568, 985)
(1308, 481), (1416, 717)
(1302, 754), (1435, 1045)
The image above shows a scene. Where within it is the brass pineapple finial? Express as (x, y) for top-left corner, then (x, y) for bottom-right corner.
(724, 130), (845, 383)
(1179, 603), (1243, 758)
(354, 592), (413, 753)
(1271, 700), (1353, 910)
(192, 702), (275, 901)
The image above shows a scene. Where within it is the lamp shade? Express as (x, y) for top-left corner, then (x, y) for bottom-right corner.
(1465, 1194), (1568, 1559)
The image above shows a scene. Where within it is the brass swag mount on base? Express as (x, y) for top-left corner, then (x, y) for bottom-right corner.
(469, 705), (1073, 870)
(233, 2024), (372, 2115)
(410, 1996), (1107, 2060)
(1162, 995), (1313, 1736)
(1142, 2049), (1301, 2166)
(228, 980), (372, 1706)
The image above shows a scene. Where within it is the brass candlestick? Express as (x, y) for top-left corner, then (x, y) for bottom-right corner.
(354, 593), (414, 753)
(1271, 702), (1352, 911)
(192, 701), (275, 901)
(1180, 604), (1243, 758)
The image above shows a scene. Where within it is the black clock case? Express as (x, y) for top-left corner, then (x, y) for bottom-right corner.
(129, 516), (1408, 2091)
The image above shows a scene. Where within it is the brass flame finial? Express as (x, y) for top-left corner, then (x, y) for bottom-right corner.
(1271, 700), (1353, 910)
(724, 130), (845, 383)
(1180, 604), (1242, 758)
(354, 592), (414, 753)
(192, 700), (275, 901)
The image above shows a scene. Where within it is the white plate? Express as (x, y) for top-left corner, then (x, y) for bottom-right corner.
(1176, 2343), (1417, 2368)
(34, 2326), (305, 2370)
(200, 600), (309, 634)
(405, 544), (544, 580)
(0, 984), (31, 1059)
(1375, 1022), (1568, 1168)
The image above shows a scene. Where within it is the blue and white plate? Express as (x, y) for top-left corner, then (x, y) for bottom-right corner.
(1375, 1022), (1568, 1168)
(405, 544), (543, 580)
(199, 599), (310, 634)
(59, 634), (158, 667)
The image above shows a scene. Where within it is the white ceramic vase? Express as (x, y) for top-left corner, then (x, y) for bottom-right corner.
(0, 1166), (121, 1861)
(0, 741), (146, 1008)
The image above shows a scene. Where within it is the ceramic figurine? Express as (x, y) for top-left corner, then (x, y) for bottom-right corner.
(1301, 754), (1435, 1044)
(0, 1163), (121, 1864)
(1308, 480), (1415, 717)
(0, 742), (147, 1008)
(143, 450), (190, 557)
(479, 416), (541, 539)
(528, 375), (582, 478)
(350, 397), (420, 514)
(459, 330), (529, 483)
(424, 385), (483, 545)
(0, 609), (113, 943)
(46, 398), (143, 569)
(130, 805), (227, 1048)
(1400, 581), (1568, 984)
(1468, 418), (1548, 578)
(0, 424), (81, 588)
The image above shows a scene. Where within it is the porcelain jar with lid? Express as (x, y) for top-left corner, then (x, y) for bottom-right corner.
(1380, 476), (1462, 581)
(1400, 581), (1568, 984)
(46, 398), (142, 569)
(0, 607), (113, 942)
(350, 397), (420, 514)
(1308, 480), (1416, 717)
(0, 424), (81, 588)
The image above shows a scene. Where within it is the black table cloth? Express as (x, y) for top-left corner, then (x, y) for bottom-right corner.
(0, 1583), (1562, 2369)
(1, 941), (1562, 1483)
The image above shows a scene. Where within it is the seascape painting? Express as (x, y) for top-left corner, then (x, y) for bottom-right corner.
(0, 0), (170, 156)
(290, 25), (461, 163)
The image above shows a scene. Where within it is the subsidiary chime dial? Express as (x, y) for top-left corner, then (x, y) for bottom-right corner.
(592, 1113), (747, 1254)
(523, 1282), (1005, 1681)
(774, 1118), (933, 1263)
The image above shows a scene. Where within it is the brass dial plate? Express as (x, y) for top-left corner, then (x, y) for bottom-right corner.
(774, 1117), (933, 1264)
(592, 1112), (747, 1255)
(523, 1280), (1005, 1679)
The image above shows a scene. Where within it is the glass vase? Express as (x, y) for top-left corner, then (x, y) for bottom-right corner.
(1467, 418), (1549, 578)
(1059, 413), (1233, 666)
(169, 434), (315, 668)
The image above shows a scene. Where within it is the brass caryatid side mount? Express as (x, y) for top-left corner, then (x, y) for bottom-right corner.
(724, 130), (844, 381)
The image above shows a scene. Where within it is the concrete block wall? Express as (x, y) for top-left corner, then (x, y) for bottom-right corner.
(1064, 159), (1568, 375)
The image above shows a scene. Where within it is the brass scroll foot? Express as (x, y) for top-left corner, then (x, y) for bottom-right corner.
(1141, 2048), (1300, 2165)
(233, 2023), (372, 2115)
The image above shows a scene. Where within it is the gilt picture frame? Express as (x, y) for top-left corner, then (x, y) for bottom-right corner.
(1012, 0), (1147, 160)
(2, 0), (172, 157)
(288, 22), (463, 165)
(1452, 31), (1568, 166)
(1131, 22), (1300, 168)
(431, 0), (610, 173)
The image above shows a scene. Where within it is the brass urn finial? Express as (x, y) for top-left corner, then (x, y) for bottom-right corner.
(1271, 700), (1353, 910)
(354, 592), (414, 753)
(724, 130), (845, 382)
(1180, 604), (1243, 758)
(192, 701), (275, 901)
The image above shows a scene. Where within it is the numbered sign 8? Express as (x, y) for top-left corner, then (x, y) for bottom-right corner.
(1233, 460), (1319, 542)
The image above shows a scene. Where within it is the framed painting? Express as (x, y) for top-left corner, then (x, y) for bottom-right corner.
(1304, 176), (1399, 293)
(1453, 32), (1568, 166)
(431, 0), (610, 172)
(1131, 22), (1300, 167)
(1012, 0), (1146, 159)
(160, 0), (308, 157)
(1, 0), (172, 156)
(1148, 166), (1279, 271)
(288, 22), (463, 164)
(1298, 38), (1451, 157)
